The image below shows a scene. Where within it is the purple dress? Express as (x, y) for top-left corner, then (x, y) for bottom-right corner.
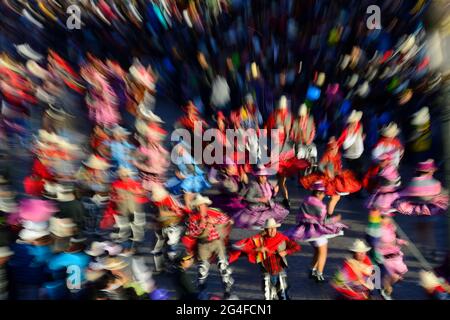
(210, 175), (246, 216)
(232, 181), (289, 229)
(286, 196), (347, 242)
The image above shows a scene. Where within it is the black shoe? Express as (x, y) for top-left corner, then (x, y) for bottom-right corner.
(282, 199), (291, 210)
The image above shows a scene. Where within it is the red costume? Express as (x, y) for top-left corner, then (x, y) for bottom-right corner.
(300, 146), (361, 196)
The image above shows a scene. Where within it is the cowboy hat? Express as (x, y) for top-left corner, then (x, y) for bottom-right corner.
(86, 269), (106, 282)
(419, 270), (442, 290)
(85, 241), (107, 257)
(150, 185), (169, 203)
(411, 107), (430, 126)
(298, 103), (308, 117)
(191, 194), (212, 208)
(112, 126), (131, 137)
(381, 122), (400, 138)
(42, 182), (58, 200)
(15, 44), (43, 61)
(117, 166), (136, 177)
(254, 167), (274, 176)
(139, 106), (164, 123)
(0, 246), (13, 258)
(19, 229), (50, 241)
(347, 110), (363, 123)
(129, 65), (155, 91)
(264, 218), (281, 229)
(245, 94), (254, 104)
(49, 217), (76, 238)
(83, 155), (111, 170)
(349, 239), (371, 253)
(26, 60), (49, 79)
(22, 220), (49, 232)
(103, 257), (129, 271)
(278, 96), (288, 110)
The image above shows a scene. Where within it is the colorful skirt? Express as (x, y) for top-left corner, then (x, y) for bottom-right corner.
(209, 194), (246, 217)
(166, 174), (211, 195)
(299, 170), (362, 196)
(393, 194), (449, 216)
(232, 203), (289, 229)
(285, 219), (347, 242)
(278, 157), (310, 177)
(366, 191), (400, 215)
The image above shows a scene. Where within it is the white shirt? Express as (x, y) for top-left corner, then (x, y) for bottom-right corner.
(343, 128), (364, 159)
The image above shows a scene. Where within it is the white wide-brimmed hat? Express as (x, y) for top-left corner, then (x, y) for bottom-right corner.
(49, 217), (76, 238)
(19, 229), (50, 241)
(139, 106), (164, 123)
(129, 65), (155, 91)
(347, 110), (363, 123)
(349, 239), (371, 253)
(0, 246), (13, 258)
(191, 194), (212, 208)
(26, 60), (49, 79)
(83, 155), (111, 170)
(103, 257), (129, 271)
(381, 122), (400, 138)
(298, 103), (308, 117)
(22, 220), (48, 232)
(278, 95), (288, 110)
(419, 270), (442, 290)
(411, 107), (430, 126)
(85, 241), (107, 257)
(264, 218), (281, 229)
(150, 185), (169, 202)
(15, 43), (43, 61)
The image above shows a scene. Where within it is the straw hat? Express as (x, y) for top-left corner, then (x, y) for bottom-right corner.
(26, 60), (49, 79)
(0, 246), (13, 258)
(411, 107), (430, 126)
(103, 257), (129, 271)
(139, 106), (164, 123)
(117, 166), (136, 178)
(399, 35), (416, 54)
(254, 167), (274, 176)
(49, 217), (76, 238)
(19, 229), (50, 241)
(22, 220), (48, 232)
(348, 239), (371, 253)
(347, 110), (363, 123)
(419, 270), (441, 290)
(191, 194), (212, 208)
(129, 65), (155, 90)
(264, 218), (281, 229)
(150, 185), (169, 203)
(83, 155), (111, 171)
(85, 241), (107, 257)
(112, 126), (131, 137)
(15, 43), (43, 61)
(347, 74), (359, 88)
(298, 104), (308, 117)
(278, 96), (288, 110)
(381, 122), (400, 138)
(245, 94), (254, 104)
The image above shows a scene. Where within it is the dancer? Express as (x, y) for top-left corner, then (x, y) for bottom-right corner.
(233, 167), (289, 229)
(229, 218), (300, 300)
(332, 239), (375, 300)
(286, 181), (347, 282)
(300, 137), (361, 215)
(184, 195), (234, 299)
